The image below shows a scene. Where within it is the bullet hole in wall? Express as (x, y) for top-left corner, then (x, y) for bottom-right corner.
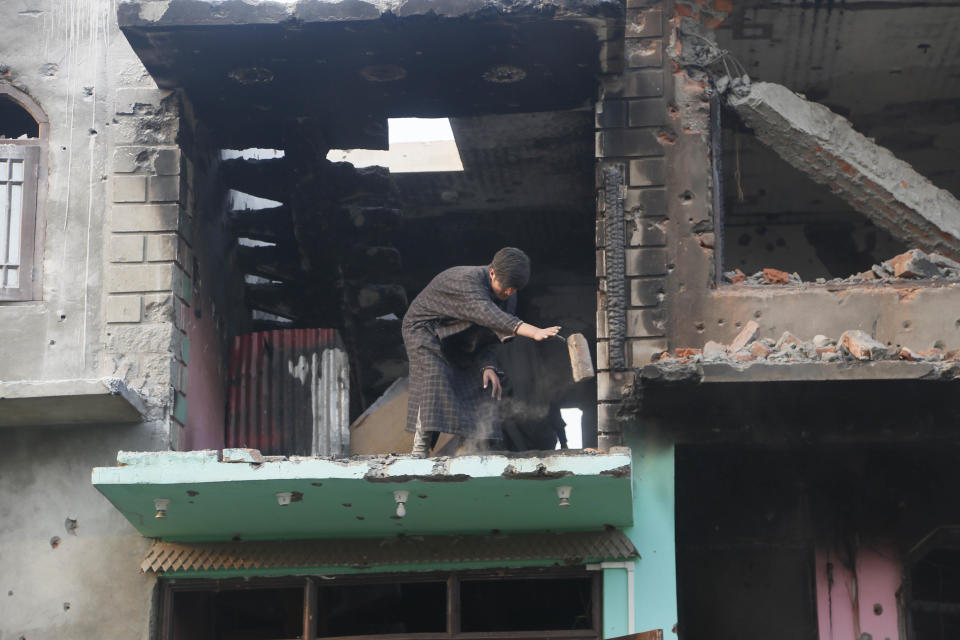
(49, 536), (60, 549)
(64, 518), (78, 535)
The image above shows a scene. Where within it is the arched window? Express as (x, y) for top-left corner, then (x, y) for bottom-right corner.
(0, 85), (47, 301)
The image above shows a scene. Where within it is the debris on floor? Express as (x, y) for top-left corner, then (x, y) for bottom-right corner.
(724, 249), (960, 286)
(656, 325), (960, 365)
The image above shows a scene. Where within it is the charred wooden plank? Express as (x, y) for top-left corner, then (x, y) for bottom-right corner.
(230, 206), (294, 243)
(221, 157), (290, 203)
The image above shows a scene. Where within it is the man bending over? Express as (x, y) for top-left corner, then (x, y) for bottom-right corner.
(403, 247), (560, 457)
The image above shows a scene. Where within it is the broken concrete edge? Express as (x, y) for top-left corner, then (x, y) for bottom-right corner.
(0, 377), (147, 420)
(99, 447), (634, 483)
(639, 360), (960, 384)
(723, 249), (960, 287)
(657, 324), (960, 368)
(721, 280), (960, 292)
(118, 0), (623, 27)
(728, 82), (960, 260)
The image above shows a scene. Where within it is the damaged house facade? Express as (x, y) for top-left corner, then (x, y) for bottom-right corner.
(1, 0), (960, 639)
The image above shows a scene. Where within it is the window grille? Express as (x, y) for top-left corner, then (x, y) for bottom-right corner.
(0, 145), (39, 300)
(0, 86), (46, 302)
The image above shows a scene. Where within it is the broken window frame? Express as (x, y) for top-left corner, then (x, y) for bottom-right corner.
(0, 85), (47, 302)
(157, 568), (602, 640)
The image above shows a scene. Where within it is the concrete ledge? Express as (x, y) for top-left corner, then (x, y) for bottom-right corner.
(93, 448), (633, 540)
(0, 378), (146, 427)
(640, 360), (960, 385)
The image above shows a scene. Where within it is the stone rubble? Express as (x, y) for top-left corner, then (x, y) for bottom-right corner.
(656, 324), (960, 366)
(724, 248), (960, 286)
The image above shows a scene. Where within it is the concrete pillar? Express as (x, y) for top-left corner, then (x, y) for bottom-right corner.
(595, 3), (669, 447)
(105, 89), (185, 432)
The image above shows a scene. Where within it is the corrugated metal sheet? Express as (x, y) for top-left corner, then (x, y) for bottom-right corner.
(141, 530), (638, 574)
(227, 329), (350, 457)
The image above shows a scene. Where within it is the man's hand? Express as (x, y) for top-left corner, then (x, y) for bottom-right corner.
(482, 368), (502, 400)
(532, 326), (561, 341)
(516, 322), (562, 342)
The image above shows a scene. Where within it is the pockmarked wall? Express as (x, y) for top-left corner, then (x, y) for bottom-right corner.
(0, 1), (182, 638)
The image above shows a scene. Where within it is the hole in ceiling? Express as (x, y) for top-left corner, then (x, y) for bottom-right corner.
(327, 118), (464, 173)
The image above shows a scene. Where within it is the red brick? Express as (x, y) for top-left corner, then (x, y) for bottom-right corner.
(704, 16), (726, 29)
(776, 331), (802, 350)
(898, 347), (918, 361)
(916, 348), (944, 361)
(729, 320), (759, 352)
(727, 268), (746, 284)
(839, 330), (888, 361)
(856, 270), (877, 281)
(712, 0), (733, 11)
(887, 249), (940, 279)
(674, 347), (702, 358)
(816, 346), (837, 356)
(675, 3), (696, 17)
(946, 349), (960, 361)
(732, 352), (755, 362)
(762, 268), (790, 284)
(750, 342), (772, 358)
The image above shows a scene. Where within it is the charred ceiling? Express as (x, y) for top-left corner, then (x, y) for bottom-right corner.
(119, 0), (614, 149)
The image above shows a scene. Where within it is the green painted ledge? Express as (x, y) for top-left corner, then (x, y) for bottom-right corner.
(92, 448), (633, 541)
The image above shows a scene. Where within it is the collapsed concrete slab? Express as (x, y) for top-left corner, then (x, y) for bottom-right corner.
(728, 82), (960, 261)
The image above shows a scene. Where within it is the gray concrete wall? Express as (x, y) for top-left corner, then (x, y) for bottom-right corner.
(0, 1), (182, 638)
(0, 423), (164, 640)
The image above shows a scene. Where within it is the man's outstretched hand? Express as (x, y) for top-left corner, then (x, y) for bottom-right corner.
(482, 368), (502, 400)
(517, 323), (561, 341)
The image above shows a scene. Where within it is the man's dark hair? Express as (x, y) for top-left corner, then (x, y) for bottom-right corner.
(490, 247), (531, 290)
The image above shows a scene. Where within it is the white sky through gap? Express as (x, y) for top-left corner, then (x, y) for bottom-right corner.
(559, 408), (583, 449)
(388, 118), (456, 144)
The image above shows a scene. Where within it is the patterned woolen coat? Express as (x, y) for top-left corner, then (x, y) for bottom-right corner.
(402, 266), (522, 438)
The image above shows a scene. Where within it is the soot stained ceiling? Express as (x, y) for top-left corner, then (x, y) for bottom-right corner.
(120, 2), (607, 150)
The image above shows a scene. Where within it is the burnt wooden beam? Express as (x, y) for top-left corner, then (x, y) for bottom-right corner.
(347, 205), (403, 238)
(236, 244), (301, 282)
(230, 205), (294, 243)
(343, 246), (402, 279)
(352, 283), (408, 319)
(221, 157), (290, 203)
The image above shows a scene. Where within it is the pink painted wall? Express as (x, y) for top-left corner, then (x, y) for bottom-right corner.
(816, 543), (901, 640)
(180, 279), (228, 452)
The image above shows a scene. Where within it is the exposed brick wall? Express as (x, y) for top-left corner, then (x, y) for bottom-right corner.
(103, 88), (183, 430)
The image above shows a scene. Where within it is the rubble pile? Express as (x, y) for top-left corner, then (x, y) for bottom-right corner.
(724, 249), (960, 286)
(657, 321), (960, 365)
